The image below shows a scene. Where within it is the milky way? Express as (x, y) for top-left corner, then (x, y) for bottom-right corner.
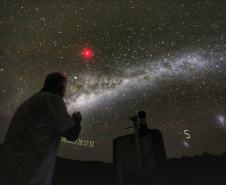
(0, 0), (226, 162)
(65, 49), (225, 113)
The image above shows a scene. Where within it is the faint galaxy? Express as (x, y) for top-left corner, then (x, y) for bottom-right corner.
(183, 140), (189, 148)
(0, 0), (226, 162)
(216, 114), (226, 128)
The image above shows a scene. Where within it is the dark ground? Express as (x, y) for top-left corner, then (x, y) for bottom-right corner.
(1, 144), (225, 185)
(52, 152), (226, 185)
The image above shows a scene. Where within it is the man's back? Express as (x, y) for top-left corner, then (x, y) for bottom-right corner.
(1, 91), (75, 185)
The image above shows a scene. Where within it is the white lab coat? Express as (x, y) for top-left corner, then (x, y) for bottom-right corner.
(1, 91), (75, 185)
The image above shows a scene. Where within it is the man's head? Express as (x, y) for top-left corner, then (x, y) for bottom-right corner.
(42, 72), (68, 97)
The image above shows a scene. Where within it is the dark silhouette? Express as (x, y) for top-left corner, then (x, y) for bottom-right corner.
(113, 111), (167, 185)
(51, 152), (226, 185)
(112, 112), (226, 185)
(0, 72), (82, 185)
(1, 143), (225, 185)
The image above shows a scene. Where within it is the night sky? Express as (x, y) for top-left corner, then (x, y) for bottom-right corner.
(0, 0), (226, 163)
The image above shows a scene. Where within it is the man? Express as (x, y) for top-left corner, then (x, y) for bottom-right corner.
(0, 72), (81, 185)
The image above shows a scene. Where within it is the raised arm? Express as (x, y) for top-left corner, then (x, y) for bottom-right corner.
(61, 112), (82, 141)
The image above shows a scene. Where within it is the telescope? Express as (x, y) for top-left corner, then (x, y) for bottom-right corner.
(113, 111), (167, 185)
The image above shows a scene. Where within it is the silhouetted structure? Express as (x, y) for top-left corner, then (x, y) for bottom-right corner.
(113, 111), (167, 185)
(1, 142), (226, 185)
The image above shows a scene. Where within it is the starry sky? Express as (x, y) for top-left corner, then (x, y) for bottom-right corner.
(0, 0), (226, 163)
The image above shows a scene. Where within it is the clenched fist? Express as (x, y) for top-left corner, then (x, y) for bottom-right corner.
(72, 112), (82, 124)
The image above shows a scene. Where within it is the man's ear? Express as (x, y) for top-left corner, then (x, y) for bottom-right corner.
(60, 83), (67, 97)
(58, 85), (64, 96)
(59, 85), (64, 92)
